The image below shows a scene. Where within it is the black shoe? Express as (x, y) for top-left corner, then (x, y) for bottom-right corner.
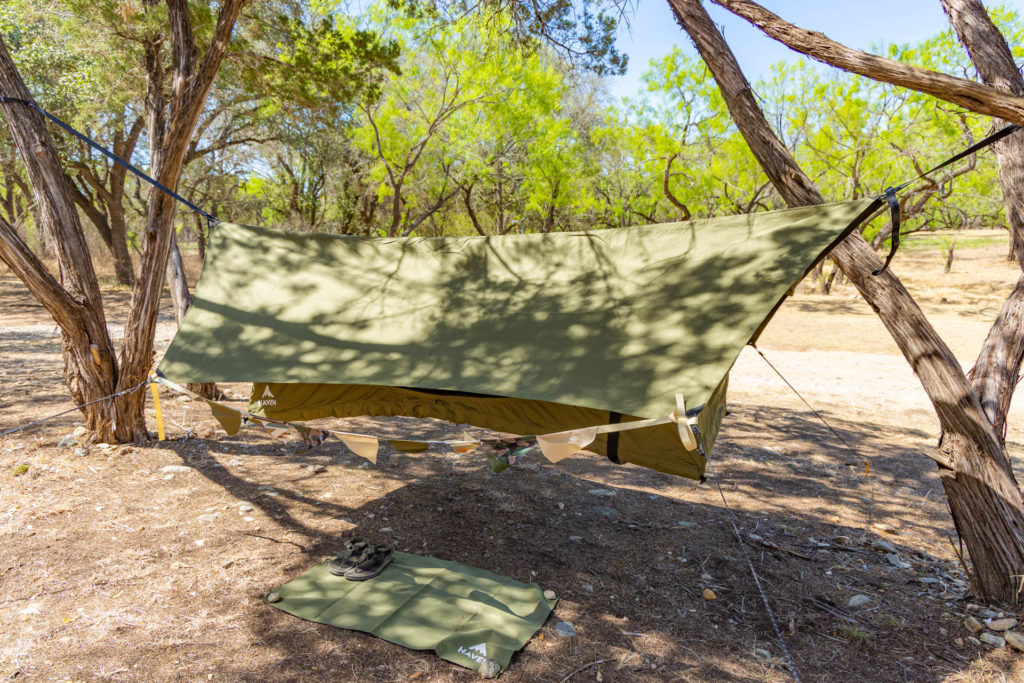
(344, 545), (393, 581)
(327, 538), (373, 576)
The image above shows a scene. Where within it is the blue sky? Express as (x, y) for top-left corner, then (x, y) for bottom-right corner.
(609, 0), (1024, 99)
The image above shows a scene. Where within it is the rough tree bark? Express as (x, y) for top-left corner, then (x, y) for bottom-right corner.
(109, 0), (249, 429)
(670, 0), (1024, 606)
(941, 0), (1024, 446)
(941, 0), (1024, 267)
(0, 38), (120, 441)
(0, 1), (249, 441)
(709, 0), (1024, 128)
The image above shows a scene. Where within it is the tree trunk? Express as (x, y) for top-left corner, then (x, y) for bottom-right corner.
(112, 0), (249, 437)
(670, 0), (1024, 606)
(166, 229), (190, 326)
(941, 0), (1024, 270)
(0, 38), (124, 442)
(107, 200), (136, 287)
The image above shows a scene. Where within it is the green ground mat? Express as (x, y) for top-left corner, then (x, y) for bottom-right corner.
(264, 552), (556, 674)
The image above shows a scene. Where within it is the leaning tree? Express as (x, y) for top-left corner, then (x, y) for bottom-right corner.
(666, 0), (1024, 606)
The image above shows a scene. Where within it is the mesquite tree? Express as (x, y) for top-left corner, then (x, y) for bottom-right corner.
(669, 0), (1024, 606)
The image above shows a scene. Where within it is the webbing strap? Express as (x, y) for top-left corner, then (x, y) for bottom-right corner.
(874, 123), (1022, 275)
(872, 187), (901, 275)
(0, 96), (217, 224)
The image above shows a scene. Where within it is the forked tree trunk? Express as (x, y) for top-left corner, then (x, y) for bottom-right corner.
(0, 39), (125, 442)
(670, 0), (1024, 606)
(2, 1), (247, 442)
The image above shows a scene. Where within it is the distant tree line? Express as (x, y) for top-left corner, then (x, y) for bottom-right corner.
(1, 0), (1017, 287)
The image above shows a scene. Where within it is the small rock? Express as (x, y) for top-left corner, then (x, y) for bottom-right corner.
(954, 637), (964, 647)
(674, 521), (696, 529)
(980, 632), (1005, 647)
(872, 522), (898, 534)
(580, 583), (594, 593)
(237, 502), (255, 513)
(96, 443), (112, 450)
(267, 592), (281, 603)
(968, 636), (982, 646)
(228, 459), (243, 467)
(588, 489), (616, 497)
(701, 573), (713, 581)
(987, 618), (1018, 631)
(885, 552), (909, 569)
(554, 621), (577, 637)
(1004, 631), (1024, 651)
(568, 536), (582, 542)
(871, 539), (897, 553)
(847, 595), (871, 609)
(73, 448), (88, 457)
(161, 465), (191, 474)
(964, 616), (983, 634)
(197, 512), (221, 523)
(917, 577), (940, 585)
(556, 502), (564, 510)
(478, 658), (501, 679)
(543, 590), (556, 601)
(702, 588), (717, 601)
(379, 527), (392, 533)
(594, 506), (616, 518)
(56, 435), (76, 448)
(311, 464), (327, 473)
(833, 535), (853, 546)
(753, 648), (771, 660)
(73, 426), (88, 438)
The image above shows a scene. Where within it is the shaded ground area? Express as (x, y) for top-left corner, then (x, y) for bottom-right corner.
(2, 234), (1024, 681)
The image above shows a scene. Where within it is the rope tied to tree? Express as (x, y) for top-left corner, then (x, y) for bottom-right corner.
(0, 96), (217, 225)
(0, 379), (150, 437)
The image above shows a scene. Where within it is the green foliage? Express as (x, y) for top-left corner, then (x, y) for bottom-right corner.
(386, 0), (630, 75)
(1, 0), (1019, 254)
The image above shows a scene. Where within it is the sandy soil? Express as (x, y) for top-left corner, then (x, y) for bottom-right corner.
(2, 236), (1024, 682)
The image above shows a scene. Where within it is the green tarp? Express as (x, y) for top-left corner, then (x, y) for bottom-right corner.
(264, 552), (556, 674)
(158, 198), (879, 478)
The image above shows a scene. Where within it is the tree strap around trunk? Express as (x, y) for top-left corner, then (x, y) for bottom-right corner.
(875, 123), (1022, 275)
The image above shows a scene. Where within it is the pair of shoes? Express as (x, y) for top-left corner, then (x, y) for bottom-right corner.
(327, 538), (393, 581)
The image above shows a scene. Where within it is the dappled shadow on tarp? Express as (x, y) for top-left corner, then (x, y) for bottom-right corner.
(158, 199), (879, 422)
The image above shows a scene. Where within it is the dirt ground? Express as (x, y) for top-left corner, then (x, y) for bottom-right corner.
(3, 234), (1024, 682)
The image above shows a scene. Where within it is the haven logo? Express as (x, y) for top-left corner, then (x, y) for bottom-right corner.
(257, 385), (276, 407)
(458, 642), (488, 665)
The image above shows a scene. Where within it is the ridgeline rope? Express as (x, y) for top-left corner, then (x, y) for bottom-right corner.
(0, 96), (216, 224)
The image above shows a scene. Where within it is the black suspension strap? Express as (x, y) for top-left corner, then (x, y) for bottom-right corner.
(0, 96), (217, 224)
(873, 123), (1021, 275)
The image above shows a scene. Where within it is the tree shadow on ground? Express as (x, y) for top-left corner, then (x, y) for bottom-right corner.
(136, 400), (1022, 682)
